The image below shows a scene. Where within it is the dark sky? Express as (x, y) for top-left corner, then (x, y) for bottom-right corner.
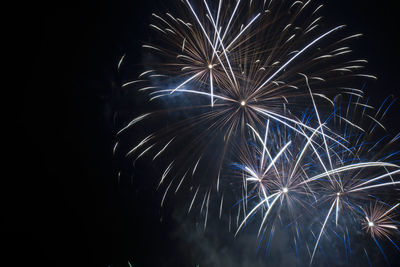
(6, 0), (400, 266)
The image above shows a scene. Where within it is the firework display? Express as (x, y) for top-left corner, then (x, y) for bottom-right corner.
(233, 100), (400, 264)
(116, 0), (399, 265)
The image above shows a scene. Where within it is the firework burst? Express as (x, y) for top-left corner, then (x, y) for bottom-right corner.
(363, 202), (399, 240)
(115, 0), (400, 265)
(116, 0), (375, 214)
(233, 96), (400, 265)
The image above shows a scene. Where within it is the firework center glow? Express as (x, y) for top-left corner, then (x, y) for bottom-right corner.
(368, 221), (374, 227)
(208, 64), (213, 69)
(282, 187), (288, 193)
(240, 100), (246, 106)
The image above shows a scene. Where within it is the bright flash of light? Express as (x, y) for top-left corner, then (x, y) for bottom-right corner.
(114, 0), (400, 265)
(232, 97), (400, 265)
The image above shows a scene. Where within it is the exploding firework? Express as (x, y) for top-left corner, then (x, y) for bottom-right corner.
(233, 96), (400, 265)
(116, 0), (375, 215)
(363, 202), (399, 240)
(114, 0), (400, 265)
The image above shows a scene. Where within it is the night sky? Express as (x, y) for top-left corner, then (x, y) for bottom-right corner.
(6, 0), (400, 266)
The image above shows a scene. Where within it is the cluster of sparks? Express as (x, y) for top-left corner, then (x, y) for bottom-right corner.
(115, 0), (400, 265)
(234, 103), (400, 264)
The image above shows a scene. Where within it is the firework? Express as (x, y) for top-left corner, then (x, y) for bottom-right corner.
(363, 202), (399, 240)
(233, 96), (400, 265)
(114, 0), (400, 265)
(117, 0), (374, 216)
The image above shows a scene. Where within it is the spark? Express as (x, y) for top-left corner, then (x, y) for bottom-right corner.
(115, 0), (400, 264)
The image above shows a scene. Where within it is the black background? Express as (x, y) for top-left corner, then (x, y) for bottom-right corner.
(5, 0), (400, 266)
